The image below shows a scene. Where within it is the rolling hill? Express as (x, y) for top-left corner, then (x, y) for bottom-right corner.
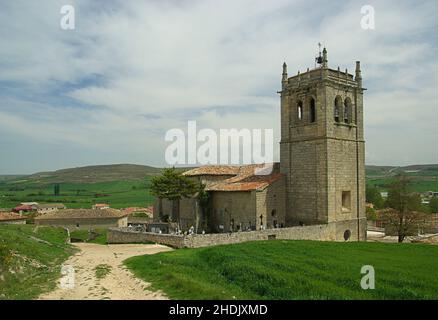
(5, 163), (438, 185)
(18, 164), (163, 184)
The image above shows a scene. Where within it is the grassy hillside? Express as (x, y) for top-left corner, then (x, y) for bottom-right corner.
(125, 240), (438, 300)
(366, 164), (438, 193)
(0, 225), (77, 300)
(24, 164), (162, 184)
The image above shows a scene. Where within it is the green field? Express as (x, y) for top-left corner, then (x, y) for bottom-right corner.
(0, 225), (77, 300)
(125, 240), (438, 300)
(366, 166), (438, 193)
(0, 179), (154, 209)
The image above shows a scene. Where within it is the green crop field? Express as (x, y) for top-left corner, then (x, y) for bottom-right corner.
(0, 225), (77, 300)
(0, 179), (154, 210)
(125, 240), (438, 300)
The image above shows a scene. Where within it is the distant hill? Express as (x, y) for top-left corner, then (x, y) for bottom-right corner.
(16, 164), (163, 184)
(3, 163), (438, 186)
(365, 164), (438, 178)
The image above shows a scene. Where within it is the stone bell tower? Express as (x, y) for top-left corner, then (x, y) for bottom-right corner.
(279, 48), (366, 241)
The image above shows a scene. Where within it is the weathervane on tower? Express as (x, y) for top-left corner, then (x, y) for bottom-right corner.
(315, 42), (323, 67)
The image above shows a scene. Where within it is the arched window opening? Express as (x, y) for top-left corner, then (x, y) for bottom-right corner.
(297, 101), (303, 120)
(334, 96), (342, 123)
(310, 98), (316, 123)
(344, 98), (351, 124)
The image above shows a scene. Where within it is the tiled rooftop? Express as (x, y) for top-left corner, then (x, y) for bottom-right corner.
(185, 163), (283, 192)
(35, 209), (127, 220)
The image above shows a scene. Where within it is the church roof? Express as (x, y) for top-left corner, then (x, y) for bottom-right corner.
(184, 163), (283, 192)
(206, 172), (283, 192)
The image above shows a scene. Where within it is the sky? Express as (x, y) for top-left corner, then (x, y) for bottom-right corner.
(0, 0), (437, 174)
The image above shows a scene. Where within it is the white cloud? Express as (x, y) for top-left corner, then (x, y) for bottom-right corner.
(0, 0), (437, 173)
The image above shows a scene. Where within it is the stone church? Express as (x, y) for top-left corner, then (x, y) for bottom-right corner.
(154, 48), (366, 241)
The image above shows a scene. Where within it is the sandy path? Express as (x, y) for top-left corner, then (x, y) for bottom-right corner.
(39, 243), (173, 300)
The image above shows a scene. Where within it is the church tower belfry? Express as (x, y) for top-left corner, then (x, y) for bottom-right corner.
(279, 47), (366, 241)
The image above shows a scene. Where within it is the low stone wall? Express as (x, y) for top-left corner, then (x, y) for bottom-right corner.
(108, 222), (347, 248)
(184, 223), (336, 248)
(107, 228), (185, 248)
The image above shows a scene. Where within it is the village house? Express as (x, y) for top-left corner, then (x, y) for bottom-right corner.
(92, 203), (110, 210)
(36, 203), (66, 214)
(0, 212), (27, 225)
(12, 204), (35, 214)
(34, 208), (128, 230)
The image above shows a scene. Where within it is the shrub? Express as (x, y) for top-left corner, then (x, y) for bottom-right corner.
(366, 207), (377, 221)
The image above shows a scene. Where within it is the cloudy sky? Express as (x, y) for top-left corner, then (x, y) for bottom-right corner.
(0, 0), (437, 174)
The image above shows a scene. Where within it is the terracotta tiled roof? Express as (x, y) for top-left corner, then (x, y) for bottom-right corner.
(207, 172), (283, 191)
(182, 165), (241, 176)
(0, 212), (27, 221)
(93, 203), (109, 207)
(184, 163), (283, 192)
(34, 209), (127, 220)
(13, 205), (33, 211)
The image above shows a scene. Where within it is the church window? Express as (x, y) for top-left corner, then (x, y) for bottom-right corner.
(297, 101), (303, 120)
(310, 98), (316, 123)
(342, 191), (351, 212)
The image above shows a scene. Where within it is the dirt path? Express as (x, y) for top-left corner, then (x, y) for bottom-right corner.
(39, 243), (173, 300)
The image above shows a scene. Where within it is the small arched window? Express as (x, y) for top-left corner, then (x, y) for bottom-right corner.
(334, 96), (342, 123)
(310, 98), (316, 123)
(297, 101), (303, 120)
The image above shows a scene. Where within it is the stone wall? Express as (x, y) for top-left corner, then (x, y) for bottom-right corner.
(108, 220), (365, 248)
(107, 228), (185, 248)
(0, 220), (26, 225)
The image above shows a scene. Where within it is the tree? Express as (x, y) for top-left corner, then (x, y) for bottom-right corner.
(366, 184), (384, 209)
(382, 174), (425, 242)
(430, 197), (438, 213)
(150, 168), (199, 228)
(366, 206), (377, 221)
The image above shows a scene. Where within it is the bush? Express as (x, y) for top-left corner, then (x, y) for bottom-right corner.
(366, 207), (377, 221)
(430, 197), (438, 213)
